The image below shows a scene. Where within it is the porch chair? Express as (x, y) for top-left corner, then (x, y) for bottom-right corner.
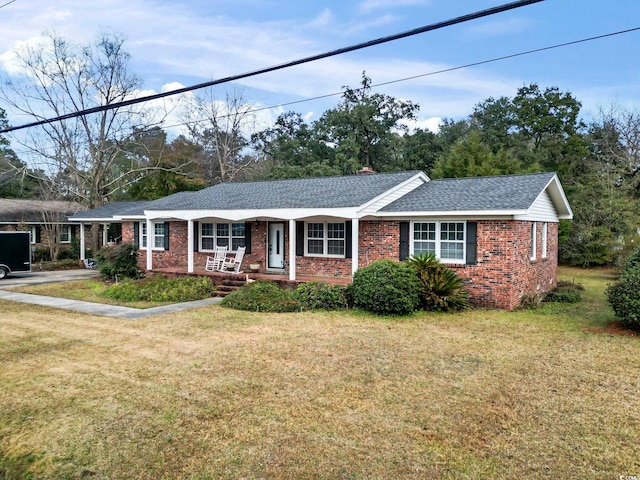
(219, 246), (246, 274)
(205, 245), (228, 272)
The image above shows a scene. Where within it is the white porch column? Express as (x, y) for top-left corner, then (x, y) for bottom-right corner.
(289, 219), (296, 281)
(102, 223), (108, 246)
(187, 219), (194, 273)
(146, 219), (153, 271)
(351, 218), (359, 277)
(79, 223), (86, 261)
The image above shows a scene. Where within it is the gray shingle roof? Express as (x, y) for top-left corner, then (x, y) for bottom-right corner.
(68, 201), (153, 220)
(381, 172), (557, 212)
(146, 171), (422, 211)
(68, 171), (564, 220)
(0, 199), (85, 222)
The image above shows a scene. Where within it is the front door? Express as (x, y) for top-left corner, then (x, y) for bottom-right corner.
(268, 222), (285, 269)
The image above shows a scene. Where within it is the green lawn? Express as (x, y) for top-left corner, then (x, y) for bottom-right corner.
(0, 267), (638, 479)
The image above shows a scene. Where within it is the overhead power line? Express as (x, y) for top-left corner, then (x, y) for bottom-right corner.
(0, 0), (18, 9)
(0, 0), (543, 134)
(7, 24), (639, 158)
(153, 26), (640, 132)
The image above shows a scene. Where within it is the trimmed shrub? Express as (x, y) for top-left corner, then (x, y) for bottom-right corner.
(407, 253), (469, 312)
(57, 248), (76, 260)
(96, 243), (141, 281)
(351, 260), (420, 315)
(105, 275), (214, 303)
(32, 247), (51, 262)
(221, 280), (300, 312)
(294, 281), (350, 310)
(607, 271), (640, 330)
(543, 280), (584, 304)
(621, 247), (640, 279)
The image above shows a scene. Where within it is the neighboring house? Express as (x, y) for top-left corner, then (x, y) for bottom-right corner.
(69, 170), (573, 310)
(0, 198), (86, 251)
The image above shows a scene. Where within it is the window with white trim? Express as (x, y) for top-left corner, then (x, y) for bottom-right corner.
(59, 225), (72, 243)
(27, 225), (37, 244)
(305, 221), (345, 257)
(541, 222), (548, 258)
(154, 222), (165, 249)
(138, 222), (165, 250)
(140, 222), (147, 248)
(530, 222), (537, 260)
(199, 222), (245, 252)
(411, 221), (465, 262)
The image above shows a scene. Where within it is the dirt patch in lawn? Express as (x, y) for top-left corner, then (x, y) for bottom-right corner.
(585, 321), (640, 338)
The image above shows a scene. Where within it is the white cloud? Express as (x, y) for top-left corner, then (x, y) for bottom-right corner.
(402, 116), (442, 133)
(0, 0), (531, 129)
(358, 0), (430, 15)
(308, 8), (334, 29)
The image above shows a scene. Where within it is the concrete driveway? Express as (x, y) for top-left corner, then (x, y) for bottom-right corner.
(0, 268), (100, 289)
(0, 268), (222, 318)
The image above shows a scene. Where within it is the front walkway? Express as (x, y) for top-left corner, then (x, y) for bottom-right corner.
(0, 289), (221, 319)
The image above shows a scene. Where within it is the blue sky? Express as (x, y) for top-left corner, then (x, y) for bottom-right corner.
(1, 0), (639, 132)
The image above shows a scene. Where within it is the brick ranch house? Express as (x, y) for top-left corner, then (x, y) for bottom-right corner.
(69, 170), (573, 310)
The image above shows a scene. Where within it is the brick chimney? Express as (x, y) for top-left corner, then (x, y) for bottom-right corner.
(356, 166), (375, 175)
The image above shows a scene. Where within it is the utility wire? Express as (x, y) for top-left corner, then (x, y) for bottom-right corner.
(0, 0), (17, 9)
(0, 0), (543, 134)
(152, 26), (640, 132)
(7, 24), (639, 158)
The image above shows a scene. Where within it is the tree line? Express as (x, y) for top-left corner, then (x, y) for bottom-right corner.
(1, 32), (638, 267)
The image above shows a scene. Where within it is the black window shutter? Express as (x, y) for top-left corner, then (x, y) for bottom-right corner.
(164, 222), (170, 250)
(134, 222), (139, 249)
(244, 222), (252, 254)
(345, 220), (352, 259)
(193, 221), (199, 252)
(71, 224), (77, 239)
(399, 222), (410, 260)
(35, 225), (41, 244)
(296, 221), (305, 256)
(466, 221), (477, 265)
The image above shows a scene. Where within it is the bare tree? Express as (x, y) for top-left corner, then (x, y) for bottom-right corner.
(596, 105), (640, 196)
(182, 87), (260, 184)
(0, 32), (184, 251)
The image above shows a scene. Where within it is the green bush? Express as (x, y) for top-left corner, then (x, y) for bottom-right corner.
(543, 280), (584, 304)
(32, 247), (51, 262)
(294, 281), (350, 310)
(351, 260), (420, 315)
(621, 247), (640, 279)
(407, 253), (469, 312)
(606, 271), (640, 330)
(105, 275), (214, 303)
(96, 243), (141, 281)
(57, 248), (76, 260)
(221, 280), (300, 312)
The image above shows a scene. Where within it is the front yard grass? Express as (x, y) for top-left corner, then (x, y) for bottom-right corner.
(1, 267), (638, 479)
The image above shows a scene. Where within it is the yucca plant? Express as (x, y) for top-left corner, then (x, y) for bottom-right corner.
(407, 253), (470, 312)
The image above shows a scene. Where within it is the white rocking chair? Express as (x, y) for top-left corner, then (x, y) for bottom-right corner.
(219, 246), (246, 274)
(205, 245), (228, 272)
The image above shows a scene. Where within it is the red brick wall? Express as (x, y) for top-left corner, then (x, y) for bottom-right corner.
(125, 221), (188, 270)
(449, 220), (558, 310)
(358, 220), (401, 268)
(121, 218), (559, 310)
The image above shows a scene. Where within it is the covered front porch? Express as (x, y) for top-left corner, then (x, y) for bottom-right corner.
(135, 215), (361, 282)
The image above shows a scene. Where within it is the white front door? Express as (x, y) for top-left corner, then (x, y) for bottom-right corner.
(268, 222), (285, 269)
